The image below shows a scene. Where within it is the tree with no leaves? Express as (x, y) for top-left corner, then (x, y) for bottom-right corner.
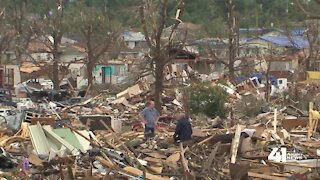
(139, 0), (185, 113)
(68, 0), (119, 93)
(32, 0), (68, 90)
(227, 0), (238, 79)
(293, 0), (320, 19)
(5, 0), (34, 65)
(0, 8), (15, 65)
(292, 0), (320, 71)
(205, 0), (238, 79)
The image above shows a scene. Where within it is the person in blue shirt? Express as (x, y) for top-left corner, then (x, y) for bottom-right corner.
(139, 101), (160, 139)
(173, 113), (192, 142)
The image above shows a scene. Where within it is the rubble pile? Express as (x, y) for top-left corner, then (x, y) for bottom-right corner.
(0, 78), (320, 179)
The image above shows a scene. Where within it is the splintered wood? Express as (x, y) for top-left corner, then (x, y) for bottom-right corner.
(230, 125), (242, 164)
(308, 102), (314, 138)
(308, 102), (320, 139)
(2, 86), (320, 180)
(201, 142), (220, 173)
(123, 166), (170, 180)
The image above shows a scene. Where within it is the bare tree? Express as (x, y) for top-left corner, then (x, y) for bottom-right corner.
(205, 0), (238, 79)
(305, 20), (320, 71)
(292, 0), (320, 71)
(32, 0), (67, 90)
(264, 48), (274, 102)
(6, 0), (34, 65)
(227, 0), (238, 79)
(139, 0), (185, 112)
(69, 1), (118, 92)
(293, 0), (320, 19)
(0, 9), (14, 65)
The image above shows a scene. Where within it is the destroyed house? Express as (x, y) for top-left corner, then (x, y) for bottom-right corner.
(121, 31), (147, 50)
(193, 38), (229, 74)
(266, 56), (298, 81)
(92, 61), (130, 85)
(168, 48), (210, 75)
(0, 36), (85, 88)
(242, 35), (309, 56)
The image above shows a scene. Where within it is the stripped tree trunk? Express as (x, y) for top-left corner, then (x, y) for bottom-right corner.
(227, 0), (237, 79)
(154, 58), (164, 112)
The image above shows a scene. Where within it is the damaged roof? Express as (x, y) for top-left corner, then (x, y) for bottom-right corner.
(20, 62), (41, 73)
(121, 31), (146, 42)
(258, 35), (309, 49)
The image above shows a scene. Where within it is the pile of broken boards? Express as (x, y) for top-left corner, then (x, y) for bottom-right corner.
(0, 85), (320, 179)
(57, 82), (184, 127)
(0, 114), (320, 180)
(0, 118), (218, 179)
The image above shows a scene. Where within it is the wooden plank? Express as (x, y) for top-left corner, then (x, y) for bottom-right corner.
(308, 102), (314, 138)
(165, 152), (180, 163)
(144, 152), (167, 159)
(201, 142), (220, 173)
(148, 166), (163, 174)
(164, 152), (180, 170)
(180, 143), (193, 177)
(230, 125), (242, 164)
(123, 166), (170, 180)
(192, 128), (207, 137)
(288, 105), (305, 116)
(270, 161), (316, 168)
(15, 122), (30, 138)
(79, 115), (112, 131)
(0, 136), (29, 147)
(314, 118), (319, 135)
(106, 140), (121, 151)
(222, 169), (286, 180)
(271, 173), (292, 177)
(100, 120), (148, 177)
(196, 135), (214, 146)
(248, 172), (286, 180)
(28, 152), (43, 166)
(273, 108), (277, 132)
(100, 120), (131, 153)
(31, 117), (55, 126)
(144, 157), (162, 163)
(96, 156), (114, 169)
(282, 118), (310, 131)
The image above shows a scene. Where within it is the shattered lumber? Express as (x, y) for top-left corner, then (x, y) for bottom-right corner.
(222, 169), (286, 180)
(179, 142), (195, 179)
(230, 125), (242, 163)
(308, 102), (314, 138)
(123, 166), (170, 180)
(2, 77), (320, 179)
(201, 142), (220, 173)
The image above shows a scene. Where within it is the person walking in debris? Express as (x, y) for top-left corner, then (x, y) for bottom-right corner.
(139, 101), (160, 139)
(173, 113), (193, 143)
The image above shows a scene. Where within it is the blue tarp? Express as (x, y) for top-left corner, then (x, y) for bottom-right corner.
(258, 35), (309, 49)
(291, 28), (306, 36)
(235, 73), (277, 85)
